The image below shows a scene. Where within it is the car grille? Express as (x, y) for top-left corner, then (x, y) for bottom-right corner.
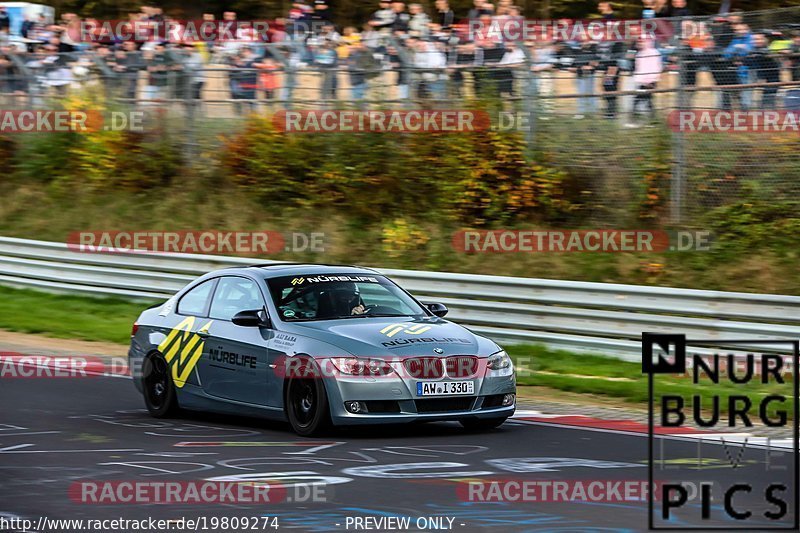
(415, 397), (476, 413)
(404, 356), (480, 379)
(445, 356), (479, 378)
(481, 394), (505, 409)
(364, 400), (401, 413)
(404, 357), (444, 379)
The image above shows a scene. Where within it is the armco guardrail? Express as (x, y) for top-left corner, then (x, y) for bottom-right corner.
(1, 236), (799, 362)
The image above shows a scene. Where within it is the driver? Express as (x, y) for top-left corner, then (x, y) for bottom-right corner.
(327, 282), (367, 315)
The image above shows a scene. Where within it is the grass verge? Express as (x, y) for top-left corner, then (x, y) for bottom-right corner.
(0, 285), (151, 345)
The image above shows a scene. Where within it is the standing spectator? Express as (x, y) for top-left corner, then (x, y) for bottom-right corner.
(640, 0), (657, 19)
(348, 40), (379, 100)
(724, 23), (754, 109)
(361, 22), (381, 50)
(530, 39), (556, 115)
(631, 38), (662, 123)
(182, 43), (206, 101)
(392, 2), (411, 33)
(287, 2), (313, 39)
(707, 15), (736, 108)
(674, 21), (712, 107)
(0, 44), (24, 96)
(370, 0), (396, 33)
(0, 7), (9, 38)
(255, 56), (281, 103)
(110, 41), (144, 100)
(789, 32), (800, 82)
(313, 40), (338, 100)
(435, 0), (454, 30)
(598, 2), (615, 20)
(337, 26), (361, 59)
(596, 1), (618, 118)
(410, 37), (446, 99)
(230, 46), (258, 113)
(746, 34), (780, 108)
(313, 0), (333, 27)
(449, 40), (476, 98)
(572, 36), (598, 118)
(21, 15), (36, 38)
(408, 4), (430, 37)
(497, 41), (524, 96)
(669, 0), (690, 18)
(598, 40), (625, 119)
(468, 0), (492, 20)
(144, 43), (172, 102)
(317, 22), (342, 46)
(386, 42), (410, 99)
(653, 0), (670, 17)
(472, 13), (503, 97)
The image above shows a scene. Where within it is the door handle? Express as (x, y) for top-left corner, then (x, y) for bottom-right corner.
(197, 330), (210, 338)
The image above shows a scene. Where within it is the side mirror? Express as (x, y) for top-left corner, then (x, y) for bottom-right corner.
(425, 302), (448, 318)
(232, 309), (270, 328)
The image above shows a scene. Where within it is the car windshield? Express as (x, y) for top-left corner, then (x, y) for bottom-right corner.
(268, 274), (428, 322)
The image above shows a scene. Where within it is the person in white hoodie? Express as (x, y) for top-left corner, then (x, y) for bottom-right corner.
(631, 38), (662, 121)
(411, 37), (446, 99)
(408, 4), (430, 37)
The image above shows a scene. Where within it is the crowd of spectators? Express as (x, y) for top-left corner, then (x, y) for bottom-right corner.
(1, 1), (800, 118)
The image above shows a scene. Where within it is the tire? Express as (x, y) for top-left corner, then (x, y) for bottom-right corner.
(285, 374), (332, 437)
(142, 354), (180, 418)
(460, 417), (508, 431)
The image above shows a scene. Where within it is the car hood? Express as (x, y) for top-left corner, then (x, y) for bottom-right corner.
(283, 317), (499, 358)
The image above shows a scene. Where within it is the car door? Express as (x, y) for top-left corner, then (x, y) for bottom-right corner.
(198, 276), (274, 406)
(160, 278), (217, 390)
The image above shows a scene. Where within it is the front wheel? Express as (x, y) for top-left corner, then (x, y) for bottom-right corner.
(460, 417), (508, 431)
(285, 376), (332, 437)
(142, 354), (179, 417)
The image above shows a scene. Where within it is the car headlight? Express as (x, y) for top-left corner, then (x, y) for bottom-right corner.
(487, 350), (512, 370)
(330, 357), (394, 376)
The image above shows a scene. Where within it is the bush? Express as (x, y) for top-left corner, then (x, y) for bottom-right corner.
(217, 116), (578, 226)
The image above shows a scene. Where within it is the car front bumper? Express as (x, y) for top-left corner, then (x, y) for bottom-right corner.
(324, 370), (516, 425)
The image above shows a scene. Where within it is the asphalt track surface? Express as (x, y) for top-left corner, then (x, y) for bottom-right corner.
(1, 373), (796, 532)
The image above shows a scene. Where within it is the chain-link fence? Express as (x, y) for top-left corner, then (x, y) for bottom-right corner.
(2, 7), (800, 226)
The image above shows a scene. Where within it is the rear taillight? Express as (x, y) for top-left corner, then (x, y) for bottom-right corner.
(131, 322), (139, 337)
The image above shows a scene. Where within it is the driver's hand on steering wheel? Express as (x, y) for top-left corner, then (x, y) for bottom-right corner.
(351, 304), (367, 315)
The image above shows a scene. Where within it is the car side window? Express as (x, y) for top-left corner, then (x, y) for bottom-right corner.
(177, 279), (216, 317)
(209, 277), (264, 321)
(278, 287), (320, 319)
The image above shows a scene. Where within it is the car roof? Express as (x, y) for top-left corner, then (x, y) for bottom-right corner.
(219, 263), (382, 279)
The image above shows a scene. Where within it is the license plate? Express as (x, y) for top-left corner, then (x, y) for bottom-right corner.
(416, 380), (474, 396)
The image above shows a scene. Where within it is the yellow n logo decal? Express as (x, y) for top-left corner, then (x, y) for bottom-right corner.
(157, 316), (213, 388)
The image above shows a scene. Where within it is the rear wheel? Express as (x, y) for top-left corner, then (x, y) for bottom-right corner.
(460, 417), (508, 431)
(285, 375), (332, 437)
(142, 354), (179, 417)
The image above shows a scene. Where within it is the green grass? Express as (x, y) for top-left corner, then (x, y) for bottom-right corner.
(0, 285), (152, 345)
